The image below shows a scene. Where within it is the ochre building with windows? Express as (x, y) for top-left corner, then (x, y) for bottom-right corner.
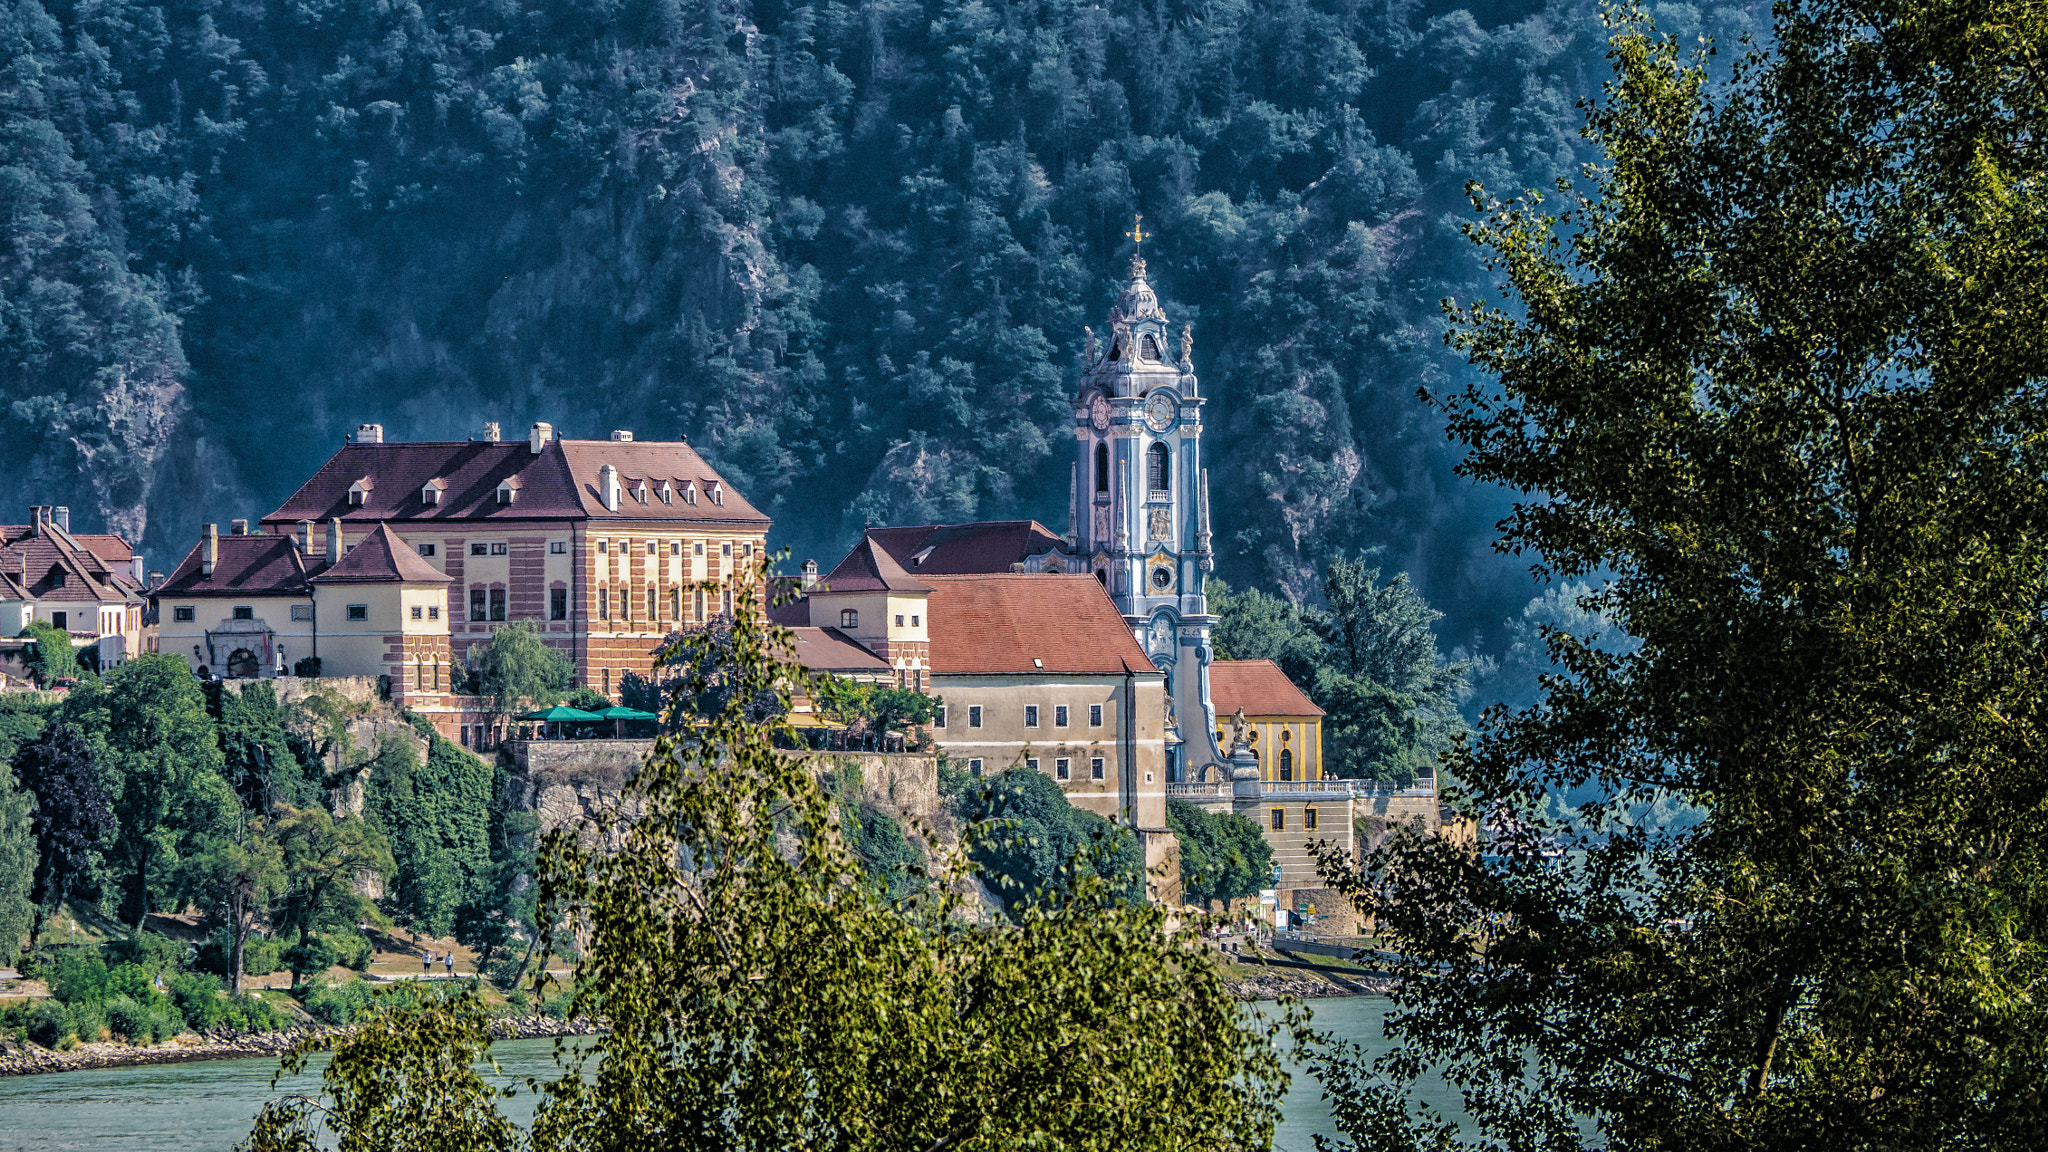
(1207, 659), (1325, 783)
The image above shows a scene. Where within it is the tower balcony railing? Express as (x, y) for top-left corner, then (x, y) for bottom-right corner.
(1166, 777), (1437, 800)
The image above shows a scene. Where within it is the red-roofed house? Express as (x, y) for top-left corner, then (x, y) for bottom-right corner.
(0, 506), (149, 668)
(258, 421), (769, 696)
(1208, 659), (1325, 783)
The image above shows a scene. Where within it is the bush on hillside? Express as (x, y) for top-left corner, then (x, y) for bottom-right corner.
(301, 977), (376, 1025)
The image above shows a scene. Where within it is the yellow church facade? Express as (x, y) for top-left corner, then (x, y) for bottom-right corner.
(1209, 659), (1325, 782)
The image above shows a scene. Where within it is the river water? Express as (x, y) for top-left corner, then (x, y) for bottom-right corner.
(0, 997), (1443, 1150)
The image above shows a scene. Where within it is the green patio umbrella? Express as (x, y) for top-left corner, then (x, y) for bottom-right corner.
(592, 704), (659, 737)
(516, 705), (605, 722)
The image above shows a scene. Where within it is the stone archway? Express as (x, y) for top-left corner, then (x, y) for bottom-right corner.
(226, 648), (259, 678)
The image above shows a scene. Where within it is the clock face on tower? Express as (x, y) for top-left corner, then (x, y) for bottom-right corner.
(1143, 391), (1176, 432)
(1090, 394), (1111, 430)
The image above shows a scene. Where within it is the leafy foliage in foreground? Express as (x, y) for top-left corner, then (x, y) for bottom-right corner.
(1313, 1), (2048, 1149)
(244, 563), (1296, 1151)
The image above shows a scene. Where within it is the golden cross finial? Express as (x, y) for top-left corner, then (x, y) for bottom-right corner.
(1125, 213), (1149, 247)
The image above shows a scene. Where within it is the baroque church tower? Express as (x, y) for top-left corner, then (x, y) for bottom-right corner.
(1068, 222), (1224, 780)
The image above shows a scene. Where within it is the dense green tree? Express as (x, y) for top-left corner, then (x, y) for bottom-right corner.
(1315, 2), (2048, 1148)
(16, 621), (78, 687)
(364, 733), (493, 939)
(270, 806), (393, 987)
(1166, 798), (1272, 909)
(964, 766), (1144, 914)
(216, 683), (317, 812)
(1209, 579), (1321, 685)
(470, 623), (574, 720)
(840, 802), (926, 903)
(0, 761), (35, 959)
(62, 654), (238, 923)
(11, 724), (112, 935)
(181, 821), (288, 995)
(0, 695), (51, 763)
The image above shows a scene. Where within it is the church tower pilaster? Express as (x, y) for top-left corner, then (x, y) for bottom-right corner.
(1071, 220), (1225, 780)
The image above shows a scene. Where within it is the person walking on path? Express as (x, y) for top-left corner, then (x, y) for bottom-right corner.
(423, 951), (432, 975)
(444, 952), (455, 977)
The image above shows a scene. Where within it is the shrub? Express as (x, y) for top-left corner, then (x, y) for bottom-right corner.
(243, 933), (283, 976)
(24, 1000), (72, 1048)
(221, 992), (288, 1032)
(292, 656), (322, 677)
(107, 962), (159, 1003)
(103, 994), (182, 1044)
(329, 929), (374, 971)
(300, 978), (375, 1025)
(103, 931), (187, 974)
(168, 971), (227, 1031)
(66, 1000), (105, 1043)
(46, 950), (109, 1003)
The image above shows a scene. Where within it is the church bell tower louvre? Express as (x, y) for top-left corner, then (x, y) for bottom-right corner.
(1069, 217), (1225, 781)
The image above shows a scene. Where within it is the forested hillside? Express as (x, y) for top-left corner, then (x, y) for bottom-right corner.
(0, 0), (1754, 664)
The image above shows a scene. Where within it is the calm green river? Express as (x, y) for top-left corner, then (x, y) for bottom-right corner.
(0, 997), (1446, 1150)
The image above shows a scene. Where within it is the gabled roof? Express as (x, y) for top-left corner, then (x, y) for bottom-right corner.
(922, 574), (1155, 676)
(862, 521), (1067, 575)
(0, 524), (141, 604)
(817, 536), (932, 594)
(1210, 659), (1324, 719)
(779, 626), (893, 674)
(262, 436), (767, 526)
(156, 534), (315, 597)
(311, 523), (451, 585)
(765, 577), (814, 626)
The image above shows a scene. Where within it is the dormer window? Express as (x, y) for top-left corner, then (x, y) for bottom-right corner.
(658, 481), (674, 504)
(681, 480), (698, 505)
(496, 477), (521, 505)
(347, 476), (374, 506)
(633, 480), (650, 505)
(707, 480), (723, 506)
(421, 478), (446, 505)
(47, 567), (65, 588)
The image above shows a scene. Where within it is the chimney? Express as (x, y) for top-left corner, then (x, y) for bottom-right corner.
(801, 559), (818, 590)
(51, 506), (69, 533)
(230, 519), (248, 536)
(131, 557), (145, 586)
(356, 423), (384, 444)
(610, 430), (633, 442)
(529, 422), (554, 454)
(327, 517), (343, 560)
(202, 524), (218, 578)
(297, 519), (313, 551)
(599, 464), (620, 512)
(28, 506), (45, 535)
(482, 422), (501, 442)
(147, 570), (163, 587)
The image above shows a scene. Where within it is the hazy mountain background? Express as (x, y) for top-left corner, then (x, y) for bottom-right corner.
(0, 0), (1756, 699)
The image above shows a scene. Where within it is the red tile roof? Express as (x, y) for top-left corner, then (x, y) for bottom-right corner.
(157, 534), (315, 597)
(779, 626), (892, 674)
(310, 524), (451, 584)
(818, 537), (931, 593)
(262, 437), (768, 527)
(1210, 660), (1324, 719)
(861, 521), (1067, 575)
(0, 525), (141, 604)
(922, 574), (1155, 676)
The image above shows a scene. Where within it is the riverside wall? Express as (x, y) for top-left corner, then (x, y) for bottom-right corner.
(0, 1015), (601, 1078)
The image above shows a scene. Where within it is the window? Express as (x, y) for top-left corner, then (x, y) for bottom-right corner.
(599, 586), (609, 620)
(1304, 807), (1318, 831)
(1055, 757), (1071, 780)
(647, 541), (658, 555)
(1089, 704), (1103, 727)
(471, 543), (490, 556)
(911, 615), (920, 627)
(1024, 705), (1038, 728)
(618, 588), (630, 620)
(50, 611), (66, 630)
(968, 705), (982, 728)
(550, 540), (568, 555)
(1279, 749), (1294, 782)
(1271, 808), (1286, 831)
(670, 541), (681, 555)
(1055, 705), (1069, 727)
(471, 589), (488, 621)
(694, 589), (706, 619)
(647, 587), (657, 620)
(490, 588), (506, 621)
(1151, 566), (1173, 590)
(429, 605), (439, 621)
(461, 725), (470, 748)
(551, 588), (568, 620)
(1026, 757), (1040, 773)
(1148, 441), (1171, 493)
(411, 605), (423, 620)
(417, 543), (437, 557)
(895, 614), (904, 627)
(969, 758), (983, 776)
(603, 669), (611, 694)
(173, 606), (195, 622)
(491, 542), (508, 556)
(694, 541), (705, 556)
(598, 541), (608, 554)
(48, 571), (64, 589)
(346, 604), (369, 621)
(1091, 757), (1105, 780)
(722, 542), (733, 557)
(290, 605), (313, 622)
(1095, 442), (1110, 494)
(934, 706), (947, 728)
(233, 606), (254, 620)
(840, 609), (858, 628)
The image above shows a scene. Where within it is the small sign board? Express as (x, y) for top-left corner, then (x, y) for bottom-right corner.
(1258, 889), (1277, 906)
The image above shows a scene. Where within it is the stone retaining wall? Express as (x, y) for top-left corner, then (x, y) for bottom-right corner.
(0, 1015), (601, 1078)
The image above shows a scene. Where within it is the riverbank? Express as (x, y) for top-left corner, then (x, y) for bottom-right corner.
(0, 1015), (601, 1078)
